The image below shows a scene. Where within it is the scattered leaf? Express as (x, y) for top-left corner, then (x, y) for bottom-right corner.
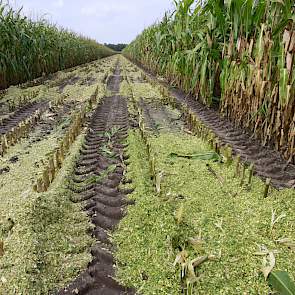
(191, 256), (208, 268)
(268, 271), (295, 295)
(168, 151), (220, 161)
(275, 238), (295, 251)
(214, 218), (224, 233)
(261, 251), (275, 280)
(271, 209), (286, 232)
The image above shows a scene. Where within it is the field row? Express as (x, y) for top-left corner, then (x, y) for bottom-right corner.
(114, 57), (295, 294)
(0, 55), (294, 294)
(0, 56), (118, 293)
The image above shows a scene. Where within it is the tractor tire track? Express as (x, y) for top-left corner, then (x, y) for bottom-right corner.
(131, 60), (295, 189)
(0, 101), (48, 135)
(177, 92), (295, 188)
(107, 63), (122, 93)
(57, 64), (135, 295)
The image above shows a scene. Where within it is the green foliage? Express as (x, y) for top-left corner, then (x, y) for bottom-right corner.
(104, 43), (127, 52)
(268, 271), (295, 295)
(0, 2), (115, 89)
(124, 0), (295, 163)
(124, 0), (293, 106)
(168, 151), (220, 161)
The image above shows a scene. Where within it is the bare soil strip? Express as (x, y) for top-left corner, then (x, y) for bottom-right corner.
(107, 63), (122, 93)
(132, 60), (295, 189)
(57, 64), (134, 295)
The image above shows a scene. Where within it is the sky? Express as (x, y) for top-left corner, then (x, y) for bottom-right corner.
(9, 0), (174, 44)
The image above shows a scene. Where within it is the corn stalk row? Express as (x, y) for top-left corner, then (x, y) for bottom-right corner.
(0, 2), (114, 89)
(124, 0), (295, 164)
(0, 108), (44, 156)
(32, 86), (101, 193)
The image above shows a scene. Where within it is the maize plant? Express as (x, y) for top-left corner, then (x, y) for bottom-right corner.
(124, 0), (295, 163)
(0, 2), (114, 89)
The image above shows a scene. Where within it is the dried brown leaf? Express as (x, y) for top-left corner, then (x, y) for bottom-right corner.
(276, 238), (295, 250)
(191, 256), (208, 268)
(0, 241), (3, 257)
(261, 251), (276, 280)
(173, 249), (188, 267)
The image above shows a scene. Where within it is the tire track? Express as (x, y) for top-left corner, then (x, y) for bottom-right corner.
(107, 62), (122, 93)
(179, 94), (295, 188)
(0, 101), (47, 135)
(57, 63), (135, 295)
(130, 59), (295, 188)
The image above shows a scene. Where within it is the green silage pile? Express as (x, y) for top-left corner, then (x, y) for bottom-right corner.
(114, 130), (295, 294)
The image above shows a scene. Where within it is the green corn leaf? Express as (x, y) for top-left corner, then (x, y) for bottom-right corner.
(279, 68), (288, 107)
(255, 23), (265, 65)
(168, 151), (220, 161)
(268, 271), (295, 295)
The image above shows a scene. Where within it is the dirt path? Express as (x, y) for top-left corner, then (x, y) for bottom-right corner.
(131, 60), (295, 189)
(107, 63), (122, 93)
(57, 63), (134, 295)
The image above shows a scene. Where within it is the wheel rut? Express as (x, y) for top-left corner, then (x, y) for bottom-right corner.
(0, 101), (47, 135)
(132, 60), (295, 189)
(107, 63), (122, 93)
(179, 94), (295, 188)
(57, 63), (134, 295)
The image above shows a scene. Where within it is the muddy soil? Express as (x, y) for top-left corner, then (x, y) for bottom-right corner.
(107, 64), (122, 93)
(132, 60), (295, 189)
(138, 98), (184, 133)
(56, 64), (134, 295)
(0, 101), (48, 135)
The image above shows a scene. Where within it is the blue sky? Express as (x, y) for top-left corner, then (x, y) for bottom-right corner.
(9, 0), (174, 44)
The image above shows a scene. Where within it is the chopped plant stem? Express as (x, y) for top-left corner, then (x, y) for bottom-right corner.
(0, 56), (117, 293)
(113, 81), (295, 294)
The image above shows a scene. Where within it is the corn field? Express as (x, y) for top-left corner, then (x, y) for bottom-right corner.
(0, 2), (114, 89)
(124, 0), (295, 164)
(0, 1), (295, 294)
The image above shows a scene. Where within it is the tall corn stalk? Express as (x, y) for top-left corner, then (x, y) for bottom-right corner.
(0, 2), (114, 89)
(124, 0), (295, 164)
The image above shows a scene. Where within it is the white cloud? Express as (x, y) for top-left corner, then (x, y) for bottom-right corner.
(81, 2), (130, 17)
(9, 0), (174, 43)
(81, 6), (96, 16)
(52, 0), (64, 8)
